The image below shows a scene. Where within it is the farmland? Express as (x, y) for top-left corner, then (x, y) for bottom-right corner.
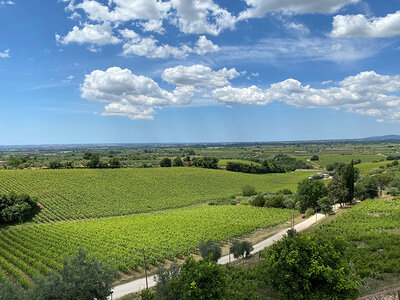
(0, 168), (313, 221)
(0, 205), (292, 287)
(317, 199), (400, 280)
(314, 154), (385, 168)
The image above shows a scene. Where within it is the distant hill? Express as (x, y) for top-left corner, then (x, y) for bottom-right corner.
(363, 135), (400, 141)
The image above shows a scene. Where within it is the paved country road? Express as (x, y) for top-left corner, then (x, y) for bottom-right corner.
(111, 212), (326, 299)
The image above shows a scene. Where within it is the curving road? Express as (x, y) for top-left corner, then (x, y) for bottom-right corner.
(110, 212), (326, 299)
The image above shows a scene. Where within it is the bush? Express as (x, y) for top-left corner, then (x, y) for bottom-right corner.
(276, 188), (293, 195)
(159, 158), (172, 167)
(172, 157), (184, 167)
(191, 157), (219, 169)
(263, 234), (359, 300)
(141, 289), (155, 300)
(230, 241), (253, 259)
(286, 228), (298, 238)
(250, 195), (265, 207)
(27, 249), (117, 300)
(167, 257), (227, 300)
(242, 185), (257, 197)
(310, 155), (319, 161)
(354, 176), (378, 200)
(265, 195), (286, 208)
(49, 159), (63, 169)
(199, 240), (222, 262)
(0, 192), (37, 224)
(305, 208), (315, 218)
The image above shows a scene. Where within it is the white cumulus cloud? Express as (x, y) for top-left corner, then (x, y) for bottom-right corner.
(331, 11), (400, 38)
(57, 22), (120, 46)
(162, 64), (239, 87)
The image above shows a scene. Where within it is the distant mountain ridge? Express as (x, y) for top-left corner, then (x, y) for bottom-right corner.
(363, 135), (400, 141)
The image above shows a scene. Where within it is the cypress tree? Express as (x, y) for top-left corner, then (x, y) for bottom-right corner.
(342, 161), (354, 203)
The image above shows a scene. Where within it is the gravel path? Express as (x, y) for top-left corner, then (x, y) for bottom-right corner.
(110, 212), (326, 299)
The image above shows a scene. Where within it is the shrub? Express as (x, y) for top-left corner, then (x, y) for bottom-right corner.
(230, 241), (253, 259)
(305, 208), (315, 218)
(310, 155), (319, 161)
(167, 257), (227, 300)
(265, 195), (286, 208)
(250, 195), (265, 207)
(0, 192), (37, 224)
(286, 228), (298, 238)
(199, 240), (222, 262)
(263, 234), (359, 300)
(159, 158), (172, 167)
(242, 185), (256, 197)
(141, 289), (155, 300)
(276, 188), (293, 195)
(172, 157), (184, 167)
(354, 176), (378, 200)
(49, 159), (63, 169)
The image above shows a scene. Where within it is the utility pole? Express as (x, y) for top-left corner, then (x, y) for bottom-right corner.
(228, 237), (231, 263)
(143, 249), (148, 289)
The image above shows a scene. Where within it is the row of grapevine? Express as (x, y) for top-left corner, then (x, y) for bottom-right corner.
(316, 199), (400, 278)
(0, 168), (312, 222)
(0, 205), (292, 285)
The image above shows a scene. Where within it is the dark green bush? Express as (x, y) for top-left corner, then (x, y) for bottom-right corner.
(0, 192), (37, 224)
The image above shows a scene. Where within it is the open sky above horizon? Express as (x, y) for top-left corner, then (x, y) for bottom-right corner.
(1, 0), (400, 145)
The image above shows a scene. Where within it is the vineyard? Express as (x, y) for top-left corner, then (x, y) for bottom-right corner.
(0, 168), (313, 221)
(317, 199), (400, 279)
(0, 205), (293, 287)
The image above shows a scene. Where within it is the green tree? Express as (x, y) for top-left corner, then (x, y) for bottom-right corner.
(354, 176), (379, 200)
(342, 161), (355, 203)
(328, 174), (348, 207)
(230, 240), (253, 259)
(154, 262), (180, 300)
(318, 196), (333, 215)
(27, 249), (117, 300)
(374, 172), (394, 196)
(0, 192), (37, 224)
(168, 257), (227, 300)
(109, 157), (121, 168)
(263, 234), (359, 300)
(160, 158), (172, 167)
(172, 157), (184, 167)
(86, 154), (101, 168)
(310, 155), (319, 161)
(48, 159), (63, 169)
(296, 179), (328, 213)
(0, 280), (24, 300)
(250, 195), (265, 207)
(199, 239), (222, 262)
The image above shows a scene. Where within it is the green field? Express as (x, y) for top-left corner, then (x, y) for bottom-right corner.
(0, 168), (313, 222)
(317, 199), (400, 279)
(356, 161), (389, 174)
(0, 205), (292, 287)
(217, 159), (261, 167)
(314, 154), (385, 168)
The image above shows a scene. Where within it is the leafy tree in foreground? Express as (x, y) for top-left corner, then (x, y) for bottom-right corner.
(167, 257), (227, 300)
(199, 239), (222, 262)
(296, 179), (328, 213)
(0, 280), (24, 300)
(262, 234), (359, 300)
(27, 249), (117, 300)
(374, 172), (394, 196)
(154, 262), (180, 300)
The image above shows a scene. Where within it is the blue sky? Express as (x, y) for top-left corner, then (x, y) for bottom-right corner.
(1, 0), (400, 144)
